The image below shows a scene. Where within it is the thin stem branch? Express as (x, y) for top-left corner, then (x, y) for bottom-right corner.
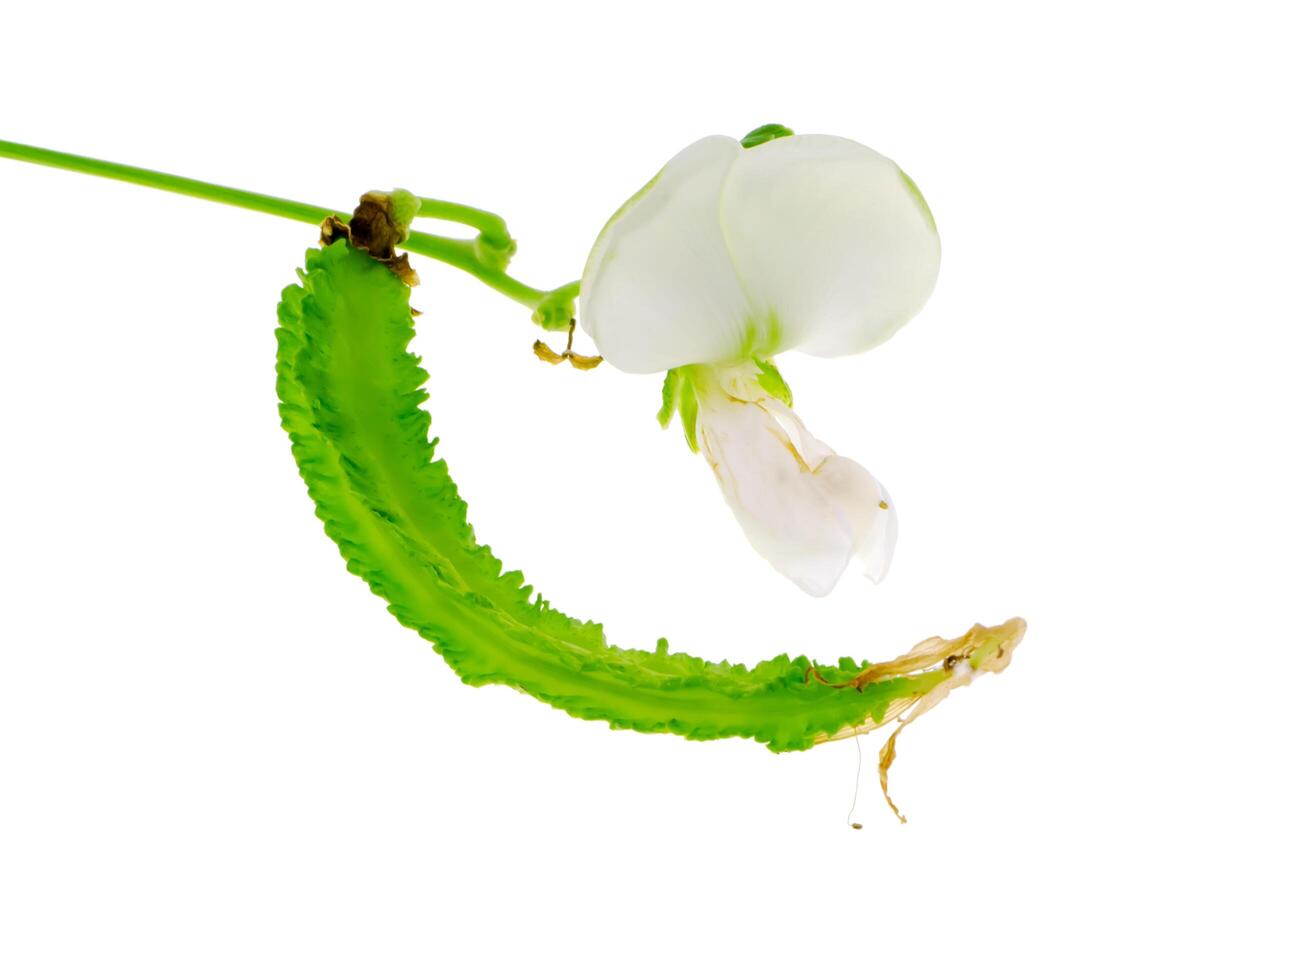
(0, 139), (566, 313)
(0, 139), (335, 225)
(415, 197), (512, 247)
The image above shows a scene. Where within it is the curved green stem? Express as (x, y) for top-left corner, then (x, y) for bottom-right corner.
(0, 138), (570, 317)
(416, 197), (512, 248)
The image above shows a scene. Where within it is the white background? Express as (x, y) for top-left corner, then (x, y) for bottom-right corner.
(2, 1), (1301, 976)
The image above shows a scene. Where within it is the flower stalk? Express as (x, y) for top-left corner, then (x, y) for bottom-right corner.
(0, 138), (579, 326)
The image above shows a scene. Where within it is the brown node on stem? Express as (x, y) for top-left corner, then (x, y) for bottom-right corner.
(320, 192), (419, 287)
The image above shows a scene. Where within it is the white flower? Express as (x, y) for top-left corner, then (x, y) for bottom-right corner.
(578, 129), (939, 595)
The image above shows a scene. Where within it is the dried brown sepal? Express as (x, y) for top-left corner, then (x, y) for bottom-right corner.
(319, 196), (419, 286)
(807, 619), (1024, 694)
(350, 192), (406, 259)
(878, 726), (908, 823)
(533, 340), (567, 365)
(320, 215), (351, 246)
(807, 618), (1027, 823)
(385, 253), (419, 287)
(567, 352), (604, 371)
(532, 330), (604, 370)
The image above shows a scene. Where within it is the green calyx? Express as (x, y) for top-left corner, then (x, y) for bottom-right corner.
(531, 281), (581, 331)
(657, 367), (700, 451)
(385, 188), (421, 232)
(740, 123), (794, 148)
(751, 356), (793, 406)
(657, 359), (794, 451)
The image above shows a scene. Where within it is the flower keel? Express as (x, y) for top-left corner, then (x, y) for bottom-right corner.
(691, 367), (896, 596)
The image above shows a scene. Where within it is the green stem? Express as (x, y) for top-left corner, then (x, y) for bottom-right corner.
(416, 197), (512, 248)
(0, 138), (569, 314)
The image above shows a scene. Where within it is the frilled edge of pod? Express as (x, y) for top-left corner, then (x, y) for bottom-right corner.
(274, 239), (1024, 763)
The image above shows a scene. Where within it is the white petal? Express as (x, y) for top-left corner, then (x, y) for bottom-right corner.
(695, 382), (897, 596)
(698, 397), (851, 596)
(719, 134), (941, 357)
(813, 455), (898, 584)
(578, 136), (752, 373)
